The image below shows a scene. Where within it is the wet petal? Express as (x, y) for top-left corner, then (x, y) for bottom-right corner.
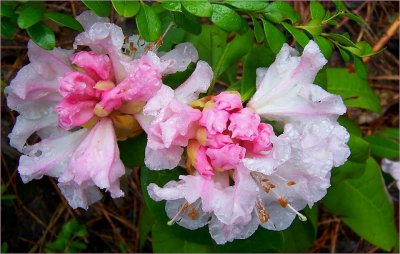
(160, 42), (199, 74)
(145, 145), (184, 170)
(70, 51), (114, 81)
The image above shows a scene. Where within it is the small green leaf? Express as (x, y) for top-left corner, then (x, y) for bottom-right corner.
(210, 4), (241, 32)
(69, 241), (87, 251)
(314, 35), (333, 59)
(338, 46), (351, 62)
(81, 0), (112, 17)
(173, 10), (201, 35)
(324, 33), (357, 47)
(263, 1), (300, 24)
(310, 1), (325, 20)
(324, 157), (399, 251)
(1, 2), (17, 19)
(333, 0), (347, 11)
(161, 1), (181, 12)
(281, 22), (310, 48)
(263, 19), (286, 54)
(1, 242), (8, 253)
(364, 136), (399, 159)
(342, 12), (364, 24)
(118, 133), (147, 167)
(241, 45), (275, 101)
(225, 0), (268, 11)
(326, 68), (381, 112)
(17, 1), (45, 29)
(139, 204), (155, 248)
(338, 117), (362, 137)
(45, 12), (84, 32)
(299, 19), (322, 36)
(136, 4), (161, 42)
(111, 0), (140, 17)
(181, 0), (213, 18)
(354, 57), (367, 79)
(26, 22), (55, 50)
(251, 15), (264, 43)
(1, 17), (16, 39)
(375, 128), (400, 141)
(348, 135), (370, 163)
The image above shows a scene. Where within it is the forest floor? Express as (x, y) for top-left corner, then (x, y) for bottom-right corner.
(1, 1), (399, 253)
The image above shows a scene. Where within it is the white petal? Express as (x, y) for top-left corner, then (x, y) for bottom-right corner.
(75, 10), (109, 31)
(160, 42), (199, 75)
(144, 145), (184, 170)
(58, 182), (103, 209)
(142, 85), (175, 117)
(248, 41), (346, 122)
(174, 61), (213, 104)
(382, 159), (400, 189)
(18, 129), (88, 183)
(166, 199), (210, 230)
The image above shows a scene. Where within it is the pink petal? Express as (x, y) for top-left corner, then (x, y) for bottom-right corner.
(59, 118), (125, 198)
(228, 108), (260, 141)
(214, 92), (243, 112)
(58, 71), (98, 99)
(195, 145), (215, 176)
(70, 51), (114, 81)
(55, 99), (96, 130)
(242, 123), (274, 154)
(206, 133), (233, 149)
(174, 61), (213, 104)
(206, 144), (245, 170)
(18, 129), (88, 183)
(144, 145), (184, 170)
(199, 108), (229, 135)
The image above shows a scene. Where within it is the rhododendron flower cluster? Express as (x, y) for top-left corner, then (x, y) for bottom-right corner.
(144, 41), (350, 244)
(6, 11), (203, 209)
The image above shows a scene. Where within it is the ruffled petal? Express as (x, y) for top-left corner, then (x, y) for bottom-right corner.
(174, 61), (213, 104)
(74, 17), (129, 82)
(18, 129), (88, 183)
(248, 41), (346, 122)
(142, 85), (175, 117)
(70, 51), (114, 81)
(160, 42), (199, 75)
(9, 114), (59, 152)
(59, 118), (125, 198)
(144, 145), (184, 170)
(58, 182), (103, 209)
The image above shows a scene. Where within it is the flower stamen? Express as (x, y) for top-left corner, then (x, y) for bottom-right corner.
(167, 201), (189, 226)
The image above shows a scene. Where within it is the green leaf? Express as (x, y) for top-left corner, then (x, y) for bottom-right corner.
(225, 0), (268, 11)
(26, 22), (55, 50)
(354, 56), (367, 79)
(263, 19), (286, 54)
(173, 9), (201, 35)
(1, 242), (8, 253)
(348, 135), (370, 163)
(299, 19), (322, 37)
(331, 160), (366, 184)
(375, 128), (400, 141)
(281, 22), (310, 48)
(263, 1), (300, 24)
(111, 0), (140, 17)
(333, 0), (347, 11)
(69, 241), (87, 251)
(251, 16), (264, 43)
(1, 17), (16, 39)
(118, 133), (147, 168)
(314, 36), (333, 59)
(81, 0), (112, 17)
(17, 1), (45, 29)
(139, 204), (155, 249)
(364, 136), (399, 159)
(241, 45), (275, 101)
(136, 4), (162, 42)
(342, 12), (364, 24)
(338, 117), (362, 137)
(1, 2), (17, 19)
(181, 0), (213, 18)
(326, 68), (381, 113)
(324, 33), (357, 47)
(45, 12), (83, 32)
(338, 46), (351, 62)
(210, 4), (241, 32)
(310, 1), (325, 20)
(161, 1), (181, 12)
(324, 157), (399, 251)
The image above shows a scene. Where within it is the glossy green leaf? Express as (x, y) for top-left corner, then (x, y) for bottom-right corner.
(263, 19), (286, 54)
(375, 128), (400, 141)
(26, 22), (55, 50)
(17, 1), (45, 29)
(310, 1), (325, 20)
(181, 0), (213, 18)
(1, 2), (17, 19)
(241, 45), (275, 101)
(314, 35), (333, 59)
(251, 16), (264, 43)
(281, 22), (309, 48)
(1, 17), (16, 39)
(136, 4), (162, 42)
(161, 1), (181, 11)
(211, 4), (241, 32)
(324, 33), (357, 47)
(324, 157), (399, 251)
(118, 133), (147, 167)
(326, 68), (381, 113)
(111, 0), (140, 17)
(347, 135), (370, 163)
(299, 19), (322, 36)
(263, 1), (300, 24)
(81, 0), (112, 17)
(354, 56), (367, 78)
(173, 9), (201, 35)
(45, 12), (83, 31)
(364, 136), (399, 159)
(225, 0), (268, 11)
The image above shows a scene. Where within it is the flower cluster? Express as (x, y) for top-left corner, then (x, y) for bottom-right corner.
(143, 41), (350, 244)
(7, 11), (350, 244)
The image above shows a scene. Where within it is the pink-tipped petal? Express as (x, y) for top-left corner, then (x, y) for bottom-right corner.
(70, 51), (114, 81)
(206, 144), (245, 170)
(58, 71), (97, 99)
(228, 108), (260, 141)
(55, 99), (97, 130)
(214, 92), (243, 112)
